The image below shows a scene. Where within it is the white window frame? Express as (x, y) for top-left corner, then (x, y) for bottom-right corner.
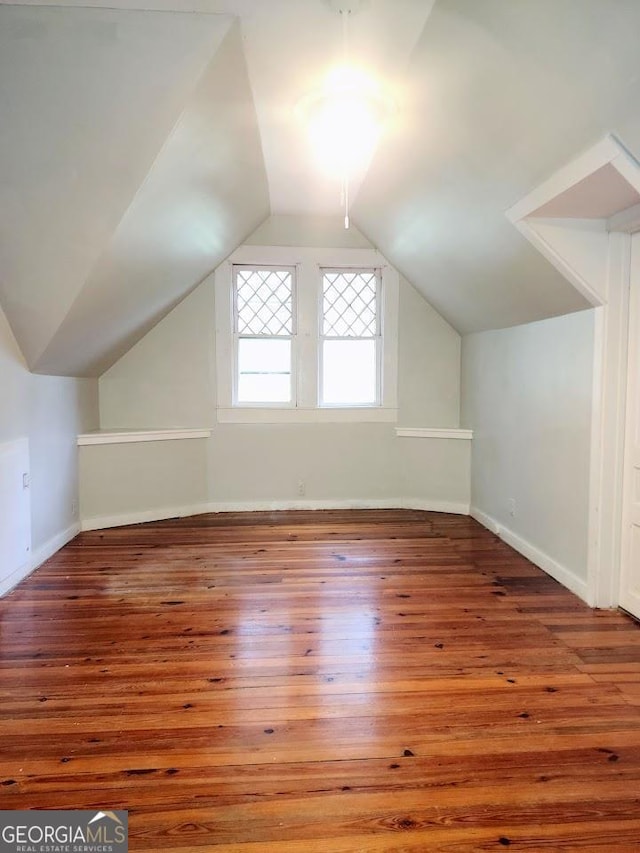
(232, 264), (297, 408)
(319, 266), (383, 408)
(215, 246), (398, 424)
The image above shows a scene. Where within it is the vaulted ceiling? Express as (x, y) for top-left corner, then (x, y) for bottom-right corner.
(2, 0), (640, 376)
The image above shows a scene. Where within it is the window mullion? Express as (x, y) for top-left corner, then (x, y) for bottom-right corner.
(295, 260), (316, 409)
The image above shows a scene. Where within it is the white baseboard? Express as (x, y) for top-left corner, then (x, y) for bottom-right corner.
(401, 499), (470, 515)
(0, 522), (81, 598)
(81, 498), (471, 532)
(81, 504), (208, 531)
(470, 506), (500, 535)
(470, 506), (589, 603)
(0, 561), (32, 598)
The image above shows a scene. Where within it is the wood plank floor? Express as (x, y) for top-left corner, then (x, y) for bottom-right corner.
(2, 509), (640, 851)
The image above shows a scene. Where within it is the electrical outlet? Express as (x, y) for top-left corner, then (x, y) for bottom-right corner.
(298, 480), (306, 496)
(508, 498), (516, 517)
(71, 499), (78, 517)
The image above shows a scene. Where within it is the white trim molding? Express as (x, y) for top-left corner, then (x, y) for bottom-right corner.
(0, 436), (31, 596)
(78, 428), (211, 446)
(217, 407), (397, 424)
(81, 498), (471, 532)
(608, 201), (640, 233)
(506, 133), (640, 610)
(506, 134), (640, 222)
(506, 134), (640, 308)
(586, 232), (631, 608)
(395, 427), (473, 440)
(215, 245), (399, 424)
(510, 218), (607, 307)
(470, 507), (589, 604)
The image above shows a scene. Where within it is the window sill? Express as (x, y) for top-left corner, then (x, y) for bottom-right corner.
(216, 407), (398, 424)
(395, 427), (473, 440)
(77, 428), (211, 446)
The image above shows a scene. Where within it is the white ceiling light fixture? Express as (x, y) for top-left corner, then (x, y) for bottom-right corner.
(296, 0), (396, 229)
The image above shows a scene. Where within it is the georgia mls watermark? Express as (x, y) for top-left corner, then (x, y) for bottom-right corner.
(0, 810), (128, 853)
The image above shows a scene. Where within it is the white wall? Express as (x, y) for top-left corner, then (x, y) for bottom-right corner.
(398, 277), (461, 427)
(99, 280), (216, 430)
(0, 304), (98, 578)
(99, 271), (460, 430)
(90, 234), (468, 525)
(245, 215), (373, 250)
(461, 310), (595, 598)
(79, 438), (210, 528)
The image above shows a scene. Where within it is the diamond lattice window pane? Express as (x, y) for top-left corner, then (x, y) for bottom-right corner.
(236, 268), (293, 336)
(322, 271), (378, 337)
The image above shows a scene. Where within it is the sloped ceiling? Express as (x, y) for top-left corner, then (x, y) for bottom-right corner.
(4, 0), (640, 375)
(36, 20), (270, 376)
(354, 0), (640, 333)
(235, 0), (435, 214)
(0, 4), (269, 376)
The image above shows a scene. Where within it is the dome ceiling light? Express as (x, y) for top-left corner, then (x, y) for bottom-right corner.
(296, 0), (396, 229)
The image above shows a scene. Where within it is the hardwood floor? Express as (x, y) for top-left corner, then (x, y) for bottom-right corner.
(2, 509), (640, 851)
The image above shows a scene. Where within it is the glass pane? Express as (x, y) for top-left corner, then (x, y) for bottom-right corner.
(237, 338), (291, 403)
(322, 339), (377, 406)
(323, 270), (377, 337)
(238, 373), (291, 404)
(238, 338), (291, 373)
(236, 268), (293, 336)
